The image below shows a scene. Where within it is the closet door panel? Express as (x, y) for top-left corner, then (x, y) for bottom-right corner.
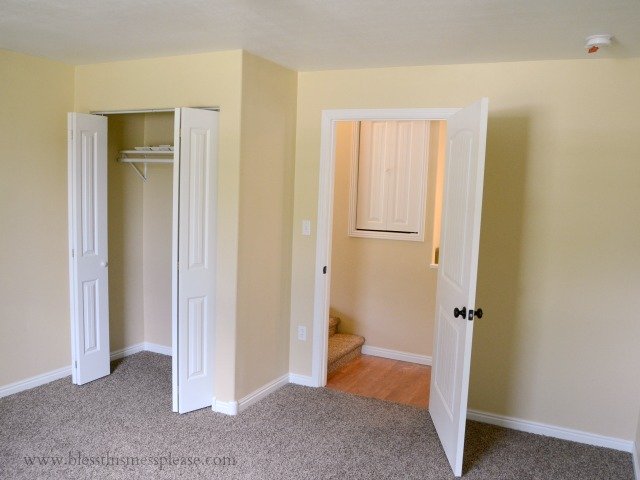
(68, 112), (110, 385)
(175, 108), (218, 414)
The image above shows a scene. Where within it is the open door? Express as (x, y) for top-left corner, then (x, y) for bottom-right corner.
(173, 108), (218, 413)
(429, 98), (489, 476)
(67, 113), (110, 385)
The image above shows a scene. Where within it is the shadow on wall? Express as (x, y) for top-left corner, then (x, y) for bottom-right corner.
(469, 111), (531, 415)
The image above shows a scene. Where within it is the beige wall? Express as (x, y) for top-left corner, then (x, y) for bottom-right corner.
(0, 50), (74, 385)
(4, 48), (297, 403)
(329, 121), (443, 356)
(75, 51), (243, 402)
(289, 58), (640, 441)
(3, 46), (638, 444)
(235, 52), (297, 398)
(142, 113), (174, 347)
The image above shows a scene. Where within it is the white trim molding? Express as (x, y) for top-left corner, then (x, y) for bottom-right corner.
(633, 441), (639, 480)
(362, 345), (432, 365)
(237, 374), (289, 413)
(288, 373), (317, 387)
(0, 365), (72, 399)
(110, 343), (145, 361)
(211, 397), (238, 416)
(468, 409), (635, 453)
(143, 342), (172, 356)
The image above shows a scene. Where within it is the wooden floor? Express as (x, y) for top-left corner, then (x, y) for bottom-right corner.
(326, 354), (431, 409)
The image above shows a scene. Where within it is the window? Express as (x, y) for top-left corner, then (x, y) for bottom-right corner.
(349, 120), (429, 241)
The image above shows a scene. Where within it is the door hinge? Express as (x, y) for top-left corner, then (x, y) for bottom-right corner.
(71, 249), (75, 258)
(177, 262), (180, 270)
(74, 361), (77, 369)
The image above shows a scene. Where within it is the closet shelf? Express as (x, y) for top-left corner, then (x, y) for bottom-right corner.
(117, 150), (174, 181)
(118, 150), (174, 163)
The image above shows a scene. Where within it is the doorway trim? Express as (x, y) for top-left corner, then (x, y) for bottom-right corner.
(311, 107), (460, 388)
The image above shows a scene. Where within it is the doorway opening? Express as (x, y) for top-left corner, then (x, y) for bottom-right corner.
(310, 102), (489, 476)
(323, 119), (447, 409)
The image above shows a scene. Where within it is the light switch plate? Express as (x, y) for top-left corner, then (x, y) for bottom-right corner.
(297, 326), (307, 341)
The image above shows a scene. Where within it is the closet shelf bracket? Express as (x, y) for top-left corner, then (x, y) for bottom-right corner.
(117, 150), (174, 182)
(128, 162), (148, 181)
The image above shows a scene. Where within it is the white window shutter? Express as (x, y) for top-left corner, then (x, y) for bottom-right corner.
(353, 120), (429, 237)
(356, 121), (389, 231)
(385, 120), (429, 233)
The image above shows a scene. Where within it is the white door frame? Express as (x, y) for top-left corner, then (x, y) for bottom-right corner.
(311, 108), (460, 387)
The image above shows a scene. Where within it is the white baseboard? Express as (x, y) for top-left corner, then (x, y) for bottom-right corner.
(362, 345), (432, 366)
(237, 374), (289, 413)
(143, 342), (172, 356)
(211, 397), (238, 416)
(110, 343), (145, 361)
(468, 409), (635, 453)
(633, 441), (639, 480)
(0, 365), (72, 399)
(1, 342), (171, 398)
(288, 373), (317, 387)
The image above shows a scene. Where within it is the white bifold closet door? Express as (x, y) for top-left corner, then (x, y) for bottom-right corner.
(68, 108), (218, 415)
(67, 113), (110, 385)
(173, 108), (218, 413)
(429, 98), (489, 477)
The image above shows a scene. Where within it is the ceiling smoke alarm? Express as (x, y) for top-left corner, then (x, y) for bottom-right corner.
(585, 34), (613, 54)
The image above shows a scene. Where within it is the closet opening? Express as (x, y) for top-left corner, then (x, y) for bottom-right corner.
(106, 111), (175, 366)
(67, 107), (219, 414)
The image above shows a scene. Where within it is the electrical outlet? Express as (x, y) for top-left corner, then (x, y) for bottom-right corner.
(297, 326), (307, 341)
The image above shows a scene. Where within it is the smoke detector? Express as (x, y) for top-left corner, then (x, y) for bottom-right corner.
(585, 34), (613, 54)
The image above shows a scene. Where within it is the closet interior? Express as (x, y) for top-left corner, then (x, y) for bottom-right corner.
(106, 112), (175, 354)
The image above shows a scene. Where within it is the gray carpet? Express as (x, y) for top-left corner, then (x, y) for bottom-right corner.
(0, 352), (634, 479)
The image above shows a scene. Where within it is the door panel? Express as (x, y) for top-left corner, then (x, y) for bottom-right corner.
(175, 108), (218, 413)
(429, 98), (488, 476)
(68, 113), (110, 385)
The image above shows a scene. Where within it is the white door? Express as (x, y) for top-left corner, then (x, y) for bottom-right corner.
(173, 108), (218, 413)
(67, 113), (110, 385)
(429, 98), (489, 476)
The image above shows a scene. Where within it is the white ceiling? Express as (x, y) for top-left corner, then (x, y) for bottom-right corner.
(1, 0), (639, 70)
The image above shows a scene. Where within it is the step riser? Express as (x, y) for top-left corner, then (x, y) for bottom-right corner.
(328, 316), (340, 338)
(328, 346), (362, 375)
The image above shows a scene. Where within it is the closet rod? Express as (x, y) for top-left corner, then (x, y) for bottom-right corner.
(90, 106), (219, 115)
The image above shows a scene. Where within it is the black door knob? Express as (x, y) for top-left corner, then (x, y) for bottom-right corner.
(475, 308), (483, 319)
(454, 307), (466, 319)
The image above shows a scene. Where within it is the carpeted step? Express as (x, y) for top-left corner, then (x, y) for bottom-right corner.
(327, 333), (365, 375)
(329, 316), (340, 337)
